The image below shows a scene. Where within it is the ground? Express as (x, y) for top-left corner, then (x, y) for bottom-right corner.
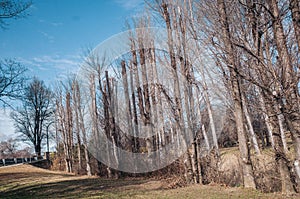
(0, 164), (299, 199)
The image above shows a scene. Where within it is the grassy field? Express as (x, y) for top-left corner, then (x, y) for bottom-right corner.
(0, 164), (299, 199)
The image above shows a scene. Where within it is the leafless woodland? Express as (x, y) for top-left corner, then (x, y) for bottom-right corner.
(42, 0), (300, 194)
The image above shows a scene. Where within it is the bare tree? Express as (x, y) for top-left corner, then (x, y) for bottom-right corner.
(73, 80), (92, 176)
(201, 0), (257, 188)
(0, 138), (17, 158)
(11, 78), (53, 157)
(160, 1), (194, 184)
(72, 80), (82, 173)
(54, 83), (74, 173)
(45, 0), (300, 193)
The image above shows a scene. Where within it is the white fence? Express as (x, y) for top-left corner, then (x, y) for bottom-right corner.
(0, 157), (43, 166)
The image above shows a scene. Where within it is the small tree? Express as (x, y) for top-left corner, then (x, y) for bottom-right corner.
(0, 138), (17, 158)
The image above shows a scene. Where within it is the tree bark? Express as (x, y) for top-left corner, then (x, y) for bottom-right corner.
(65, 91), (73, 173)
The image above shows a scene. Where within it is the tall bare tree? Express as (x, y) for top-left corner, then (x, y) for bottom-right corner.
(11, 78), (53, 157)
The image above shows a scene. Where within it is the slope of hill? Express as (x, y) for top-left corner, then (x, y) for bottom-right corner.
(0, 164), (298, 199)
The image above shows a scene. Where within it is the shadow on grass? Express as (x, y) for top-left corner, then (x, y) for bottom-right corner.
(0, 171), (72, 179)
(0, 171), (73, 186)
(0, 177), (156, 199)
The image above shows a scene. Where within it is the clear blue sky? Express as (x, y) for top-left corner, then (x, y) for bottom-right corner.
(0, 0), (144, 143)
(1, 0), (143, 84)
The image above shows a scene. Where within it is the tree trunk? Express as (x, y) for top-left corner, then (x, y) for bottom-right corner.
(72, 81), (82, 173)
(203, 87), (219, 154)
(66, 92), (73, 173)
(196, 87), (210, 152)
(257, 88), (275, 148)
(161, 1), (194, 184)
(137, 31), (153, 157)
(217, 0), (256, 188)
(268, 97), (296, 193)
(289, 0), (300, 49)
(90, 73), (103, 176)
(75, 82), (92, 176)
(131, 39), (145, 123)
(102, 80), (112, 179)
(148, 47), (159, 150)
(150, 46), (165, 147)
(105, 71), (119, 177)
(172, 5), (198, 183)
(129, 63), (140, 152)
(121, 60), (134, 152)
(267, 0), (300, 191)
(241, 91), (261, 155)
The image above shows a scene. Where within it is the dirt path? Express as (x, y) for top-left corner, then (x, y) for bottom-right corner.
(0, 164), (298, 199)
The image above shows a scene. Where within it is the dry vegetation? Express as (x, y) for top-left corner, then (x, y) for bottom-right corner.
(0, 164), (298, 199)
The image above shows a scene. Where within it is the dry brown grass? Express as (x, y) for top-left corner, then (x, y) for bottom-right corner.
(0, 164), (299, 199)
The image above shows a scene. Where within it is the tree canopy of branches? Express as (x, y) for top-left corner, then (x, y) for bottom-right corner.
(0, 59), (27, 106)
(11, 78), (54, 156)
(0, 0), (32, 29)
